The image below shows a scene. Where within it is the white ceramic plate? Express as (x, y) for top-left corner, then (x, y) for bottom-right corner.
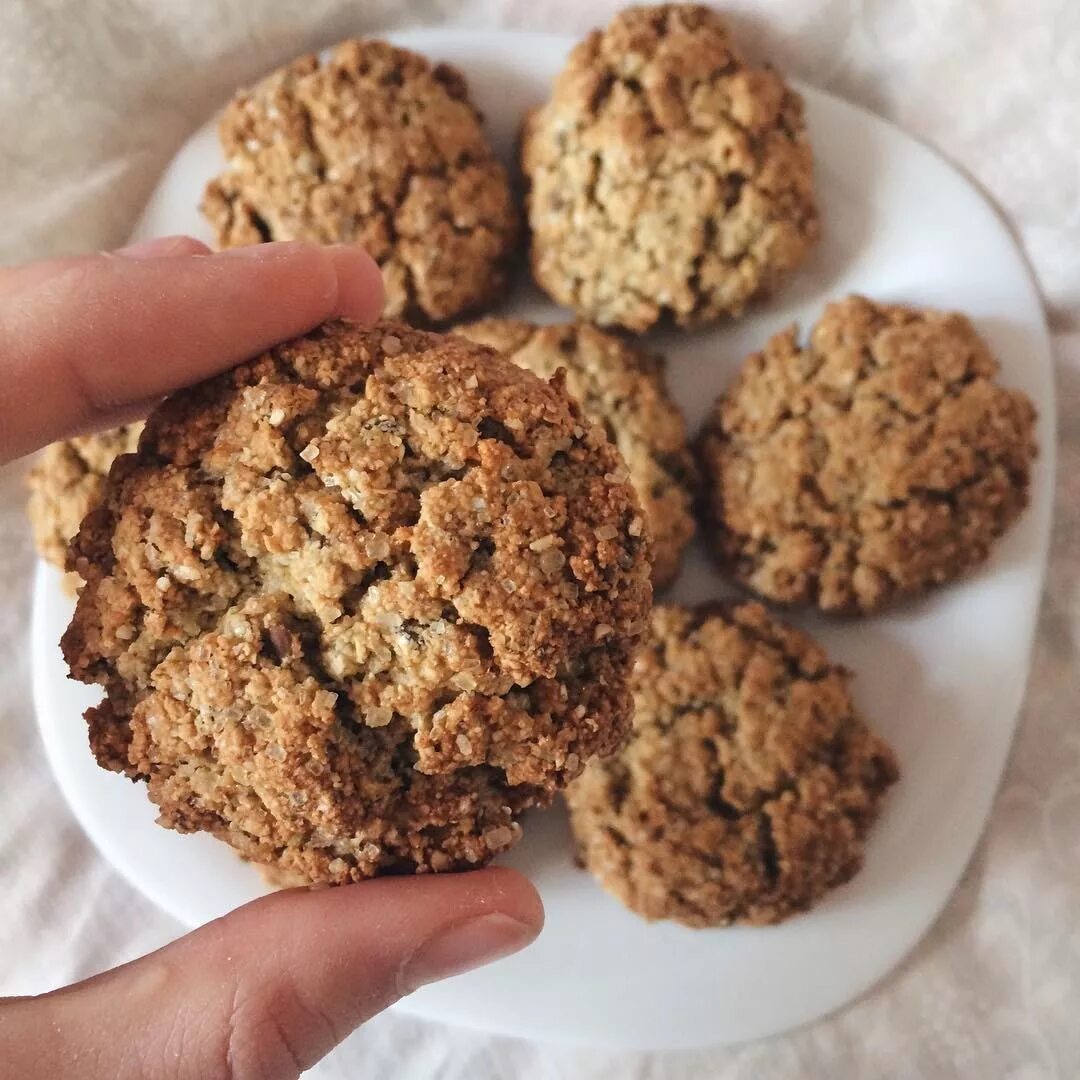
(32, 27), (1054, 1051)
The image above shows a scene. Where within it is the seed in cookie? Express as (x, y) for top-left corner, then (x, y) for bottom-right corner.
(453, 317), (696, 588)
(26, 424), (143, 580)
(201, 39), (519, 324)
(698, 295), (1039, 614)
(566, 602), (899, 927)
(62, 320), (652, 884)
(520, 4), (819, 333)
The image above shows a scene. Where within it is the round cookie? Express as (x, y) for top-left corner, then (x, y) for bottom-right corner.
(202, 39), (518, 324)
(521, 4), (819, 332)
(454, 318), (696, 588)
(566, 602), (898, 927)
(27, 424), (143, 576)
(699, 295), (1039, 614)
(63, 320), (652, 884)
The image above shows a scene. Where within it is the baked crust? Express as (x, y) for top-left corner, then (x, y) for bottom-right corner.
(521, 4), (818, 331)
(202, 39), (519, 323)
(63, 320), (652, 882)
(699, 296), (1038, 613)
(453, 317), (695, 587)
(566, 602), (898, 927)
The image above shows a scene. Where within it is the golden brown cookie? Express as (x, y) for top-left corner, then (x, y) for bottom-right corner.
(521, 4), (819, 333)
(201, 39), (519, 323)
(26, 424), (143, 581)
(566, 602), (898, 927)
(63, 320), (652, 884)
(699, 296), (1038, 614)
(453, 318), (695, 588)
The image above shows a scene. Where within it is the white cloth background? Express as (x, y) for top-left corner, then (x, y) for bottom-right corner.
(2, 2), (1079, 1076)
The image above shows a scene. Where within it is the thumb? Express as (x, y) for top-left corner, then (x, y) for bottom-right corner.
(0, 868), (542, 1079)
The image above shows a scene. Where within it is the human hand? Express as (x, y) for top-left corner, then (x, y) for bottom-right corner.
(0, 237), (544, 1078)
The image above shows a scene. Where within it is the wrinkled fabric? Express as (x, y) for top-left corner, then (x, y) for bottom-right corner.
(2, 2), (1079, 1076)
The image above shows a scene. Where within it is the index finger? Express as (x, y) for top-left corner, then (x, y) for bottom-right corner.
(0, 238), (384, 462)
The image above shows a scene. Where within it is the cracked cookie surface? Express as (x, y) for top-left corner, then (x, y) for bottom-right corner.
(521, 4), (819, 333)
(699, 296), (1038, 614)
(63, 320), (652, 883)
(566, 602), (898, 927)
(202, 39), (519, 323)
(27, 424), (143, 580)
(453, 317), (695, 588)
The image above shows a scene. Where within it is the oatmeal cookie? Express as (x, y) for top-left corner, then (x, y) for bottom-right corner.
(27, 424), (143, 575)
(566, 602), (898, 927)
(454, 317), (695, 587)
(699, 296), (1038, 613)
(201, 39), (518, 323)
(63, 320), (651, 883)
(521, 4), (819, 333)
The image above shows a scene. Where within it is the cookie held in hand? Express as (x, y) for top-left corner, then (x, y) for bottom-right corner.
(63, 320), (652, 884)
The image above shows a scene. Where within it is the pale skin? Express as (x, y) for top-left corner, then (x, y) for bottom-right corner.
(0, 236), (544, 1079)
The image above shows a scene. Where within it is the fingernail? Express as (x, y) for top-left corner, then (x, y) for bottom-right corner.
(326, 244), (386, 323)
(399, 914), (536, 993)
(213, 240), (384, 321)
(114, 235), (207, 259)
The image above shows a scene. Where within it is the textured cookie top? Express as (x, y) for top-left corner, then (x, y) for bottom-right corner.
(27, 424), (143, 572)
(699, 296), (1039, 614)
(63, 320), (652, 883)
(521, 4), (819, 332)
(566, 603), (898, 927)
(454, 317), (696, 588)
(202, 39), (519, 323)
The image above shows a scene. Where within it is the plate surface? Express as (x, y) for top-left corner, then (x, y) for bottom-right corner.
(32, 27), (1055, 1050)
